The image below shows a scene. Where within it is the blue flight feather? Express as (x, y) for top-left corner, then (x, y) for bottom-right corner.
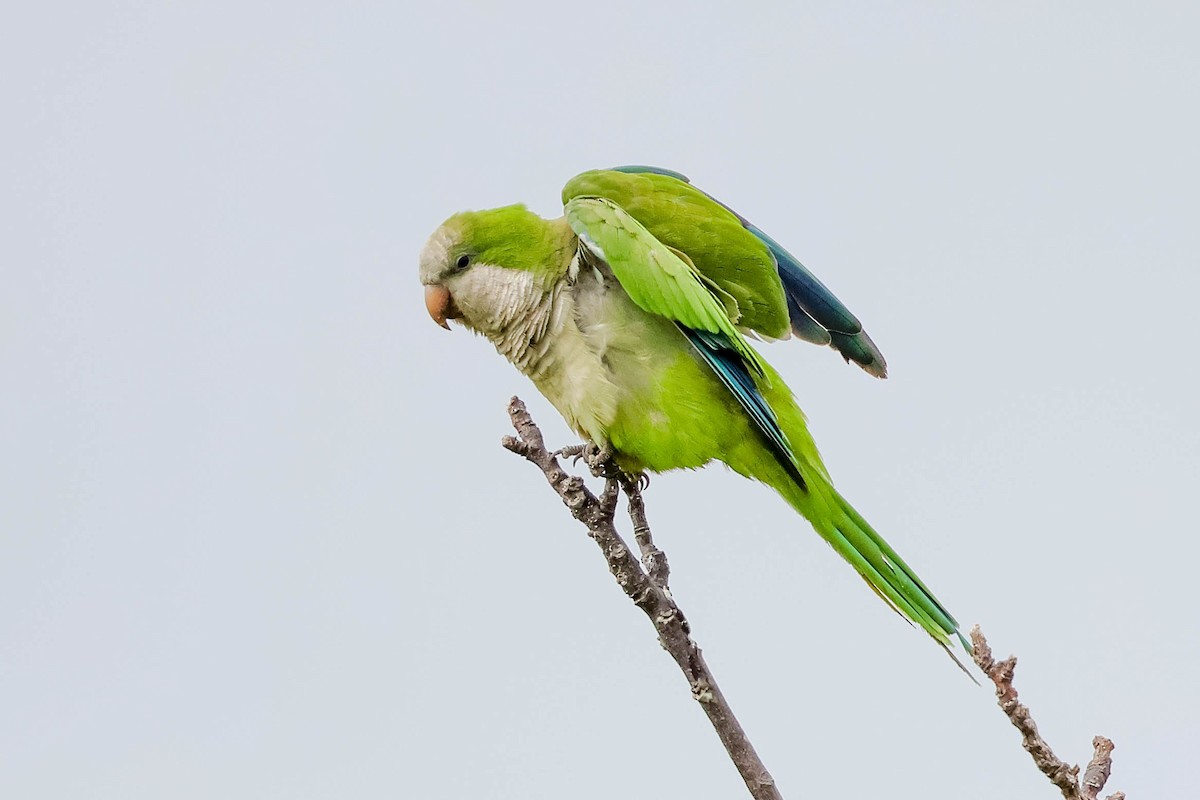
(785, 295), (833, 346)
(679, 325), (806, 491)
(750, 223), (887, 377)
(744, 223), (862, 335)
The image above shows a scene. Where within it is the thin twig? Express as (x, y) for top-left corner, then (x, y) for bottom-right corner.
(620, 475), (670, 590)
(501, 397), (782, 800)
(970, 626), (1123, 800)
(1082, 737), (1121, 800)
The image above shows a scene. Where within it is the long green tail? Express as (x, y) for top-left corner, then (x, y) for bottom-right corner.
(777, 467), (971, 659)
(681, 323), (968, 663)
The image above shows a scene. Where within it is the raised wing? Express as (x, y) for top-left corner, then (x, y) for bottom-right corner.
(574, 166), (888, 378)
(564, 197), (806, 487)
(563, 170), (791, 340)
(564, 197), (763, 370)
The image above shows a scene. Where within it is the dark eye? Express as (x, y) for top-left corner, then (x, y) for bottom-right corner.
(454, 254), (471, 271)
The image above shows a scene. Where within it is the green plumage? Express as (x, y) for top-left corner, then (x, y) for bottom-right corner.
(419, 167), (967, 660)
(564, 170), (792, 338)
(565, 197), (768, 376)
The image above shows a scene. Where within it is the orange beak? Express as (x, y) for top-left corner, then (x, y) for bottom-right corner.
(424, 284), (455, 330)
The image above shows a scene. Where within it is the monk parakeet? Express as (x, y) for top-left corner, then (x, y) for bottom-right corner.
(419, 166), (966, 655)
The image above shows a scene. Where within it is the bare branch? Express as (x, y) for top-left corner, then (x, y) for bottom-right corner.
(970, 626), (1123, 800)
(620, 475), (670, 590)
(1081, 737), (1116, 800)
(502, 397), (782, 800)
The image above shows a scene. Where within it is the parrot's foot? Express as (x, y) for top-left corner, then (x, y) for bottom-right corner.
(554, 442), (613, 478)
(554, 442), (640, 483)
(553, 442), (590, 463)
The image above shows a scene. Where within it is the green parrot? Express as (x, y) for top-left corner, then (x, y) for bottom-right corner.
(419, 166), (967, 656)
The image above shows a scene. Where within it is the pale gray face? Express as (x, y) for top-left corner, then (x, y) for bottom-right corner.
(419, 221), (543, 338)
(417, 222), (460, 288)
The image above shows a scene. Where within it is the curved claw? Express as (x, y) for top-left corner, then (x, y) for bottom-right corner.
(617, 470), (651, 494)
(553, 444), (589, 465)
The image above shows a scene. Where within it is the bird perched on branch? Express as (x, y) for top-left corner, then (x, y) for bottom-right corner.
(419, 166), (967, 658)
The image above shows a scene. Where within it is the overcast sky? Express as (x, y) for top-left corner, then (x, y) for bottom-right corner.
(3, 2), (1198, 798)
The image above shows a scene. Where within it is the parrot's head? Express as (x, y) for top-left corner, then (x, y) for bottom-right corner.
(419, 205), (575, 337)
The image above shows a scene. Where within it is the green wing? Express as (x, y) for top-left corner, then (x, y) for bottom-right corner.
(563, 170), (792, 340)
(564, 197), (766, 375)
(564, 196), (806, 484)
(563, 167), (888, 377)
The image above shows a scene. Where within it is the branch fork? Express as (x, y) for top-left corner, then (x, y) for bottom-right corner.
(501, 396), (781, 800)
(970, 627), (1124, 800)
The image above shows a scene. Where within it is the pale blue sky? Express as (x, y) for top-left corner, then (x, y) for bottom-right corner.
(3, 2), (1197, 797)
